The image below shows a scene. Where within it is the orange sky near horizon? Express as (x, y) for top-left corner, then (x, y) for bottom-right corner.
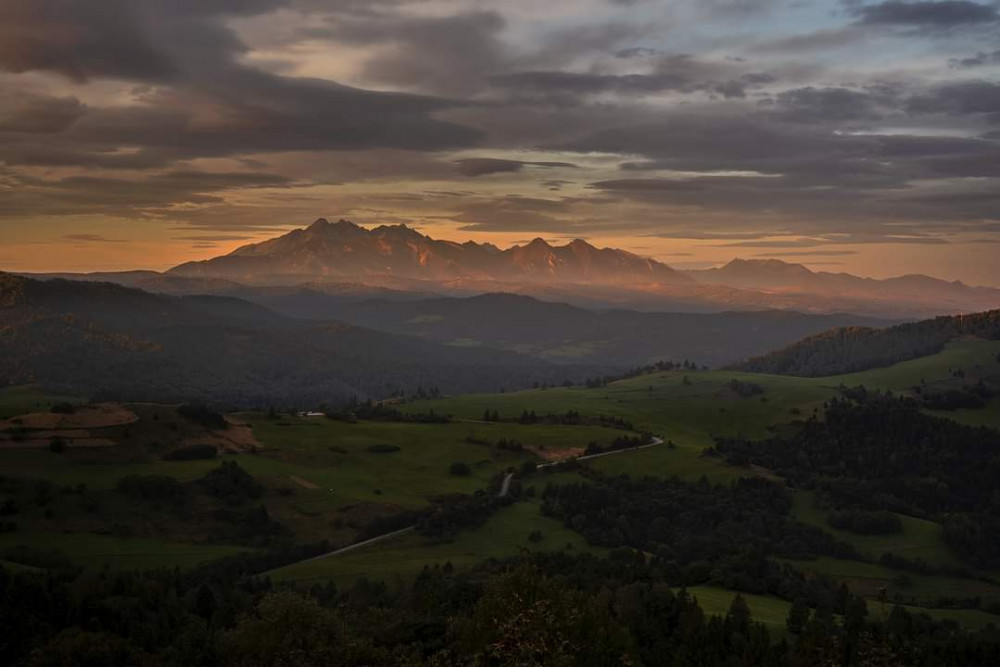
(3, 216), (999, 288)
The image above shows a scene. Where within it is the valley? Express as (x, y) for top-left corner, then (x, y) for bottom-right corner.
(3, 334), (999, 636)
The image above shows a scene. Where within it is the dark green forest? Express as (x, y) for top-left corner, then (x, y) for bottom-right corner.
(5, 549), (1000, 667)
(713, 393), (1000, 568)
(733, 310), (1000, 376)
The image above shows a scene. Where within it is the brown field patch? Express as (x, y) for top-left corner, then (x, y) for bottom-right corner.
(0, 403), (137, 431)
(526, 444), (586, 462)
(178, 423), (260, 454)
(290, 475), (320, 490)
(35, 429), (91, 439)
(0, 438), (117, 449)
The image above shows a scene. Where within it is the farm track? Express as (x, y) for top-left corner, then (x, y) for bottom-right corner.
(266, 436), (663, 575)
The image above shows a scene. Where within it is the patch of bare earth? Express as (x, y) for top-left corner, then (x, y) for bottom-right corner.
(0, 403), (138, 430)
(526, 444), (586, 462)
(0, 438), (116, 449)
(178, 419), (261, 454)
(290, 475), (319, 490)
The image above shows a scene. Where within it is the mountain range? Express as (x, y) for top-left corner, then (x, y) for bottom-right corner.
(170, 218), (691, 286)
(160, 219), (1000, 319)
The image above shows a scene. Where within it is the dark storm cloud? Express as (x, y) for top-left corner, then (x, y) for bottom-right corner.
(491, 56), (773, 103)
(565, 103), (1000, 233)
(907, 80), (1000, 116)
(0, 0), (481, 175)
(751, 27), (872, 54)
(1, 0), (999, 247)
(951, 49), (1000, 66)
(773, 87), (889, 122)
(322, 11), (508, 95)
(0, 0), (175, 82)
(851, 1), (1000, 27)
(0, 94), (86, 133)
(454, 158), (579, 176)
(0, 170), (295, 218)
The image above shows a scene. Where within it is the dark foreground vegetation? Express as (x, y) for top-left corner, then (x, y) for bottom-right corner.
(4, 550), (1000, 667)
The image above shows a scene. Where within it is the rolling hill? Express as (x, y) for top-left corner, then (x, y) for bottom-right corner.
(732, 309), (1000, 376)
(0, 273), (591, 406)
(258, 291), (894, 368)
(688, 259), (1000, 316)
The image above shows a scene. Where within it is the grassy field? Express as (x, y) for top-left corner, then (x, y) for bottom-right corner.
(0, 386), (85, 419)
(935, 396), (1000, 430)
(401, 340), (1000, 479)
(2, 340), (997, 633)
(0, 532), (247, 571)
(790, 491), (963, 568)
(782, 556), (1000, 607)
(685, 585), (792, 637)
(271, 496), (600, 586)
(0, 402), (638, 568)
(685, 584), (1000, 635)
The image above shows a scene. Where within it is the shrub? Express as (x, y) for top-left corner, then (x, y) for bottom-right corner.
(176, 403), (227, 429)
(50, 402), (76, 414)
(117, 475), (185, 502)
(48, 437), (67, 453)
(162, 444), (218, 461)
(366, 444), (400, 454)
(200, 461), (263, 502)
(449, 461), (472, 476)
(828, 509), (903, 536)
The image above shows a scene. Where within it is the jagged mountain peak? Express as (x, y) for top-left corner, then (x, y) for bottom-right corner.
(168, 218), (692, 286)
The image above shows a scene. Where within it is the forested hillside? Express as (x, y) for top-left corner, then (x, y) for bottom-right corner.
(0, 274), (588, 406)
(714, 393), (1000, 568)
(732, 310), (1000, 376)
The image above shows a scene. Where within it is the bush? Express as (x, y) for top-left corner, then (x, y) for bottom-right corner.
(48, 437), (67, 454)
(117, 475), (185, 502)
(366, 444), (400, 454)
(828, 510), (903, 536)
(200, 461), (263, 502)
(176, 403), (227, 429)
(49, 402), (76, 414)
(162, 444), (218, 461)
(449, 461), (472, 476)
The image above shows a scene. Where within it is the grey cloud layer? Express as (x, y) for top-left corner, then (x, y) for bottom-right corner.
(0, 0), (998, 243)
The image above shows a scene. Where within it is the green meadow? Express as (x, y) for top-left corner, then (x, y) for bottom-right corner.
(790, 491), (963, 568)
(0, 385), (85, 419)
(1, 339), (998, 634)
(0, 532), (246, 571)
(270, 495), (600, 585)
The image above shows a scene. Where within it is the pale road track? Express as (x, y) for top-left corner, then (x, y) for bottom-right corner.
(265, 436), (663, 575)
(535, 436), (664, 469)
(498, 472), (514, 497)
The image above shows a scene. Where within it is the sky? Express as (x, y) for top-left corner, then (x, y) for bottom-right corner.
(1, 0), (999, 284)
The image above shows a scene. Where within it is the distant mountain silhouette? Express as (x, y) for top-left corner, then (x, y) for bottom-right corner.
(689, 259), (1000, 314)
(169, 218), (693, 286)
(30, 221), (1000, 319)
(280, 291), (894, 368)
